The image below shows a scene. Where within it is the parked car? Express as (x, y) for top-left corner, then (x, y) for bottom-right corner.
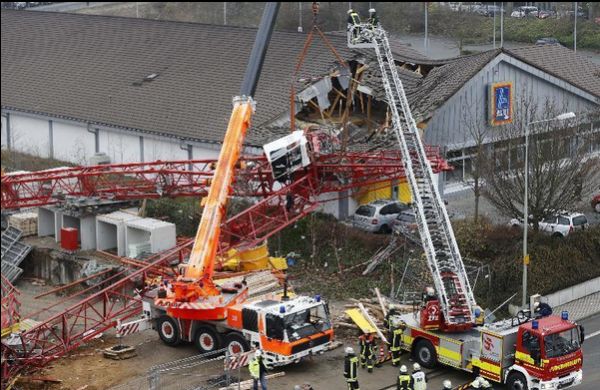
(350, 200), (409, 234)
(511, 6), (538, 18)
(476, 4), (505, 17)
(537, 10), (556, 19)
(592, 194), (600, 213)
(510, 212), (589, 237)
(536, 37), (559, 45)
(392, 210), (418, 235)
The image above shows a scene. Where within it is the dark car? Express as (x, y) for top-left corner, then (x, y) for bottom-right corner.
(536, 37), (559, 45)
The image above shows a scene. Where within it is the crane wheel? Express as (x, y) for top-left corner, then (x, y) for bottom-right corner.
(194, 325), (222, 354)
(506, 371), (528, 390)
(225, 332), (250, 355)
(157, 315), (181, 346)
(414, 339), (437, 369)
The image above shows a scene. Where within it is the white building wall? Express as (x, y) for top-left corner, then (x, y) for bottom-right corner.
(9, 115), (51, 158)
(99, 129), (140, 163)
(1, 115), (7, 148)
(53, 121), (96, 164)
(1, 111), (231, 165)
(144, 137), (189, 161)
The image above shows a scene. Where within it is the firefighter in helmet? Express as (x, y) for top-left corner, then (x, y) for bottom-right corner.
(344, 346), (360, 390)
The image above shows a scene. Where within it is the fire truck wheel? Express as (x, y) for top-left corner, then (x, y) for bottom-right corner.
(224, 332), (250, 355)
(414, 339), (437, 369)
(506, 372), (528, 390)
(194, 325), (222, 353)
(157, 315), (181, 346)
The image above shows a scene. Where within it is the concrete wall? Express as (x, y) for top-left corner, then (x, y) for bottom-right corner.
(125, 218), (176, 256)
(1, 110), (226, 165)
(96, 211), (141, 256)
(544, 277), (600, 308)
(38, 207), (57, 237)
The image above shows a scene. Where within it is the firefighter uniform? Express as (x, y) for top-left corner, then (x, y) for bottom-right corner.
(390, 326), (403, 366)
(344, 348), (360, 390)
(397, 368), (412, 390)
(360, 333), (375, 372)
(411, 364), (427, 390)
(346, 9), (361, 43)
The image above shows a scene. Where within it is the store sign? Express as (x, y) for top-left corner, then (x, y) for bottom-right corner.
(489, 82), (513, 126)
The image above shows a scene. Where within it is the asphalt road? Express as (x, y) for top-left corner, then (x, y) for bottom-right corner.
(578, 314), (600, 389)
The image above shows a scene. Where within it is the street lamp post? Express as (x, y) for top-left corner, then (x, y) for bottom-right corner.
(522, 112), (576, 308)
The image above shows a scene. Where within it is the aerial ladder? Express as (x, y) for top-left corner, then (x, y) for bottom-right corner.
(349, 24), (476, 331)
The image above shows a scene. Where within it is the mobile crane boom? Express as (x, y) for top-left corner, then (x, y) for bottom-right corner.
(180, 3), (280, 293)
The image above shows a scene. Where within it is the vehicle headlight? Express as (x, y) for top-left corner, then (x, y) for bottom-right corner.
(541, 383), (557, 390)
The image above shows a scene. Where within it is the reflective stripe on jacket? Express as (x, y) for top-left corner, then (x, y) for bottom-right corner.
(248, 358), (260, 379)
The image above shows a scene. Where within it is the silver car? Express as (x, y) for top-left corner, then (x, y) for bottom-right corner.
(351, 200), (409, 233)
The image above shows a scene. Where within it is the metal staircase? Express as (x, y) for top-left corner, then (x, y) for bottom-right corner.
(352, 25), (476, 327)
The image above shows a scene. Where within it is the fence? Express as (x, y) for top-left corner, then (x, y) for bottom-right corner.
(109, 349), (252, 390)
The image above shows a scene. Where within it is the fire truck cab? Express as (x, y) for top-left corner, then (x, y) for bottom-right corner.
(395, 310), (584, 390)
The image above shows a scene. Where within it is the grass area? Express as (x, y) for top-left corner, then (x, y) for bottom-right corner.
(1, 149), (74, 172)
(415, 7), (600, 51)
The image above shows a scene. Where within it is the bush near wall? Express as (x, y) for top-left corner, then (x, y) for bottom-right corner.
(454, 219), (600, 310)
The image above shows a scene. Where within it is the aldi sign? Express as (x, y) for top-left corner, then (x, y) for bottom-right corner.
(489, 82), (513, 126)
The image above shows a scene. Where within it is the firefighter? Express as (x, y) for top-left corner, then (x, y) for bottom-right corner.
(533, 301), (553, 318)
(248, 349), (268, 390)
(390, 320), (404, 367)
(479, 377), (493, 389)
(346, 9), (361, 43)
(411, 363), (427, 390)
(364, 332), (375, 373)
(442, 379), (452, 390)
(358, 332), (375, 371)
(468, 377), (482, 389)
(367, 8), (379, 28)
(397, 365), (412, 390)
(344, 347), (360, 390)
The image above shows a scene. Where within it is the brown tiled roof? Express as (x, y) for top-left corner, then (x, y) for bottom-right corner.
(1, 10), (355, 146)
(504, 44), (600, 99)
(409, 49), (502, 122)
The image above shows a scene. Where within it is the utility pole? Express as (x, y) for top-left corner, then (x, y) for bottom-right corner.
(424, 2), (429, 53)
(298, 2), (303, 32)
(493, 2), (497, 49)
(500, 2), (504, 47)
(574, 1), (577, 52)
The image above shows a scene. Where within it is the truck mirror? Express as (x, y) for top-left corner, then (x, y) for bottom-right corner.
(579, 325), (585, 345)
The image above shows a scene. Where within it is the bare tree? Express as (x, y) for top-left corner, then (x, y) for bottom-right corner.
(460, 97), (491, 222)
(482, 95), (599, 230)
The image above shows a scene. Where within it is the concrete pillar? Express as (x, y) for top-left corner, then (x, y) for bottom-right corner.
(54, 209), (64, 242)
(96, 211), (141, 256)
(125, 218), (176, 257)
(38, 207), (57, 237)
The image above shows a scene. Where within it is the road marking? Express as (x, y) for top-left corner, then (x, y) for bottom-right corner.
(587, 329), (600, 340)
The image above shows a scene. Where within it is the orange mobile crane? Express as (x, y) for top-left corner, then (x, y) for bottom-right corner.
(145, 3), (335, 366)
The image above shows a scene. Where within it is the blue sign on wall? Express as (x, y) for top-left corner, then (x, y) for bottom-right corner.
(489, 82), (513, 126)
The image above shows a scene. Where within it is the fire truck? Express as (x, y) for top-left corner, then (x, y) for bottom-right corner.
(348, 18), (585, 390)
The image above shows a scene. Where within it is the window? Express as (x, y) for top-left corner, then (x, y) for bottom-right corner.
(355, 206), (375, 217)
(521, 330), (540, 354)
(558, 216), (570, 225)
(573, 216), (587, 226)
(542, 216), (557, 224)
(544, 328), (580, 358)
